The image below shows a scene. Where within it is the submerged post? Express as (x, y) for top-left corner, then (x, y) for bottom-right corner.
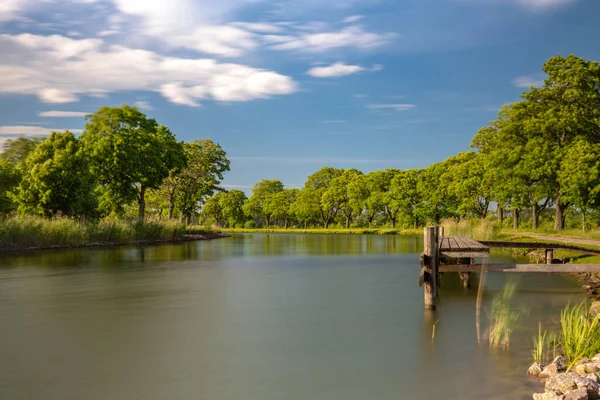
(458, 257), (471, 289)
(545, 249), (554, 264)
(423, 226), (439, 310)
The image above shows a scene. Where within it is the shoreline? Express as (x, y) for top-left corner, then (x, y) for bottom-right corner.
(0, 232), (230, 254)
(221, 228), (422, 235)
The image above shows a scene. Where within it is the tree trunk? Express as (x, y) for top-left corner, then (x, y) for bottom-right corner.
(554, 195), (565, 231)
(345, 215), (350, 229)
(138, 186), (147, 221)
(390, 217), (396, 228)
(582, 210), (586, 232)
(284, 219), (288, 229)
(413, 218), (418, 229)
(304, 220), (307, 229)
(168, 188), (176, 219)
(513, 209), (519, 230)
(265, 215), (270, 228)
(481, 201), (489, 219)
(324, 220), (329, 229)
(497, 207), (504, 224)
(532, 205), (538, 230)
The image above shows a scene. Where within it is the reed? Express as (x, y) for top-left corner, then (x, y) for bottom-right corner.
(532, 323), (547, 363)
(560, 300), (600, 370)
(487, 280), (520, 349)
(442, 219), (501, 241)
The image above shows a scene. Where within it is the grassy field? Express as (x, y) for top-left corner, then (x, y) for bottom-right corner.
(0, 217), (217, 252)
(220, 227), (422, 235)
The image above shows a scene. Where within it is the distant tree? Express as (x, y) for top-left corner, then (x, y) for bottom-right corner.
(202, 192), (226, 226)
(0, 160), (19, 214)
(290, 188), (320, 228)
(0, 136), (43, 167)
(304, 167), (344, 228)
(243, 180), (284, 227)
(324, 169), (363, 229)
(390, 169), (422, 228)
(264, 188), (298, 228)
(80, 105), (186, 220)
(220, 189), (247, 227)
(16, 131), (95, 217)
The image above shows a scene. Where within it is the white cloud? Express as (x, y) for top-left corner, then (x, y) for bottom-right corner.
(307, 62), (365, 78)
(0, 126), (82, 135)
(134, 101), (153, 110)
(0, 0), (28, 22)
(515, 0), (578, 10)
(512, 75), (544, 88)
(38, 111), (88, 117)
(269, 26), (396, 53)
(368, 104), (416, 111)
(231, 22), (283, 33)
(342, 15), (364, 23)
(0, 34), (298, 106)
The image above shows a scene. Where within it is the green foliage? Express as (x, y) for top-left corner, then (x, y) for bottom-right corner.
(324, 169), (362, 229)
(220, 190), (247, 227)
(560, 300), (600, 370)
(487, 280), (520, 349)
(265, 188), (298, 228)
(16, 131), (96, 217)
(80, 105), (186, 219)
(0, 136), (43, 167)
(202, 191), (226, 226)
(243, 179), (284, 227)
(0, 160), (19, 214)
(532, 323), (548, 363)
(303, 167), (344, 228)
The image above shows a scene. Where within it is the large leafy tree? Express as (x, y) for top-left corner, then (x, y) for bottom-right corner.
(220, 190), (247, 227)
(16, 131), (95, 217)
(243, 180), (284, 227)
(80, 105), (187, 220)
(1, 136), (43, 167)
(290, 188), (320, 228)
(0, 160), (19, 214)
(389, 169), (422, 228)
(202, 191), (226, 226)
(265, 188), (298, 228)
(164, 140), (230, 222)
(324, 169), (363, 229)
(303, 167), (343, 228)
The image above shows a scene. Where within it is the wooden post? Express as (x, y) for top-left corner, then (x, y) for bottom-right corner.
(423, 226), (438, 310)
(545, 249), (554, 264)
(458, 257), (471, 289)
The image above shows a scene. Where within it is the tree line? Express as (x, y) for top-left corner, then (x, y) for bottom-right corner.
(202, 54), (600, 231)
(0, 105), (230, 222)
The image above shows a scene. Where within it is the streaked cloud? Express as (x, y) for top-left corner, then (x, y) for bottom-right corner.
(0, 126), (82, 135)
(38, 111), (88, 117)
(367, 104), (416, 111)
(342, 15), (364, 23)
(307, 62), (366, 78)
(512, 75), (545, 88)
(134, 101), (153, 110)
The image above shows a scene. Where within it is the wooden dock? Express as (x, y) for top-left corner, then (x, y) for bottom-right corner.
(419, 226), (600, 310)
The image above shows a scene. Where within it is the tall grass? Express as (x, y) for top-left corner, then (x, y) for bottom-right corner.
(442, 219), (501, 241)
(560, 300), (600, 370)
(487, 280), (520, 349)
(0, 216), (196, 251)
(532, 323), (547, 363)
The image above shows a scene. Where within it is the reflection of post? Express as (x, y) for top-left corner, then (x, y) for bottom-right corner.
(423, 226), (438, 310)
(475, 263), (487, 346)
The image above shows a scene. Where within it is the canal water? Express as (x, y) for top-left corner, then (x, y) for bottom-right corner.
(0, 234), (583, 399)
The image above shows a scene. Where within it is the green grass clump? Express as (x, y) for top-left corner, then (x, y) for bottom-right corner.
(487, 280), (520, 349)
(532, 323), (547, 363)
(442, 219), (501, 241)
(560, 300), (600, 370)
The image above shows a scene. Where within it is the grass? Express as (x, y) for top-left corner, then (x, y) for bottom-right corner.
(487, 280), (521, 350)
(220, 227), (422, 235)
(560, 300), (600, 370)
(0, 216), (214, 252)
(442, 219), (501, 241)
(532, 323), (548, 363)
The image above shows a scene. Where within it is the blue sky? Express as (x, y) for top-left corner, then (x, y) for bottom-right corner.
(0, 0), (599, 192)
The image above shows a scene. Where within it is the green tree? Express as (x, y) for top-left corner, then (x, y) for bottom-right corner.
(80, 105), (187, 220)
(0, 160), (19, 214)
(1, 136), (43, 167)
(265, 188), (298, 228)
(324, 169), (363, 229)
(243, 179), (284, 227)
(559, 139), (600, 231)
(390, 169), (422, 228)
(303, 167), (344, 228)
(16, 131), (95, 217)
(202, 191), (226, 226)
(220, 190), (247, 227)
(290, 188), (320, 228)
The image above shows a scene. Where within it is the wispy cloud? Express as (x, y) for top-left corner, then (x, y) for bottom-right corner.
(38, 111), (88, 117)
(342, 15), (364, 23)
(367, 104), (416, 111)
(134, 101), (153, 110)
(0, 126), (82, 135)
(512, 75), (545, 88)
(514, 0), (579, 11)
(307, 62), (365, 78)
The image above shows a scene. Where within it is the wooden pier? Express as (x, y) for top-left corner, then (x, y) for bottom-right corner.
(419, 226), (600, 310)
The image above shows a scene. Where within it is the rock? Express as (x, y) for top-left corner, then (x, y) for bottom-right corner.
(546, 372), (580, 394)
(529, 362), (545, 376)
(592, 354), (600, 363)
(583, 285), (593, 292)
(542, 358), (570, 380)
(576, 364), (600, 375)
(586, 374), (600, 384)
(575, 375), (600, 400)
(590, 302), (600, 316)
(534, 392), (566, 400)
(564, 388), (589, 400)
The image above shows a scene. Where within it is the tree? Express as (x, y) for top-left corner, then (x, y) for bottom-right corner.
(202, 192), (226, 226)
(220, 190), (247, 227)
(243, 180), (284, 227)
(559, 139), (600, 231)
(16, 131), (95, 217)
(165, 140), (230, 222)
(1, 136), (43, 167)
(265, 188), (298, 228)
(80, 105), (187, 220)
(324, 169), (363, 229)
(416, 162), (459, 224)
(290, 188), (320, 228)
(303, 167), (344, 228)
(0, 160), (19, 214)
(390, 169), (422, 228)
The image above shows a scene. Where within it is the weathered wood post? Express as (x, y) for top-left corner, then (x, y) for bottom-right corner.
(423, 226), (439, 310)
(458, 257), (471, 289)
(545, 249), (554, 264)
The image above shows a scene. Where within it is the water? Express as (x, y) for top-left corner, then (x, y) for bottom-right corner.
(0, 234), (583, 400)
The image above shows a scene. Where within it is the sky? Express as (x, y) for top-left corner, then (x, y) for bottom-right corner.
(0, 0), (599, 192)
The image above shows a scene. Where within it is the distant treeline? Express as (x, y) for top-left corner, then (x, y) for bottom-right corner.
(202, 54), (600, 232)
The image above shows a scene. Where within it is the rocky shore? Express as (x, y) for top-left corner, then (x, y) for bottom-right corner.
(528, 355), (600, 400)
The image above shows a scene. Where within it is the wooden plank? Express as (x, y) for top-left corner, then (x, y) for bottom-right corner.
(440, 237), (451, 251)
(441, 251), (490, 258)
(464, 237), (489, 250)
(454, 236), (469, 250)
(451, 237), (460, 251)
(478, 241), (600, 255)
(439, 263), (600, 273)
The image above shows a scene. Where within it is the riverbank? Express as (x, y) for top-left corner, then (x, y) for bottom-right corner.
(0, 217), (228, 253)
(221, 227), (422, 235)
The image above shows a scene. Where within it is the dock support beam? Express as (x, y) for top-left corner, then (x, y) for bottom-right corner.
(545, 249), (554, 264)
(423, 226), (439, 310)
(458, 258), (472, 289)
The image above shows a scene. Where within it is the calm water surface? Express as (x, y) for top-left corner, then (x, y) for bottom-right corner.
(0, 234), (583, 399)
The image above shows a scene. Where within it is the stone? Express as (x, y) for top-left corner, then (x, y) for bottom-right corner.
(592, 354), (600, 363)
(534, 392), (566, 400)
(586, 374), (600, 384)
(576, 364), (600, 375)
(564, 388), (589, 400)
(542, 358), (570, 381)
(583, 285), (593, 292)
(590, 302), (600, 316)
(575, 375), (600, 400)
(529, 362), (545, 376)
(546, 372), (580, 394)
